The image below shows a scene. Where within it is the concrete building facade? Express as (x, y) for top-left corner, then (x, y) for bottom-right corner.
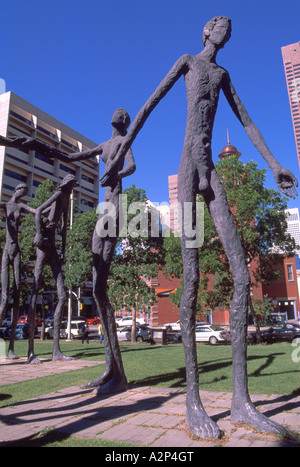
(0, 91), (99, 211)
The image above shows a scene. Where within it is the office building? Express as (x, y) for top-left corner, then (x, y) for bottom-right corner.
(281, 42), (300, 170)
(0, 91), (99, 211)
(285, 207), (300, 255)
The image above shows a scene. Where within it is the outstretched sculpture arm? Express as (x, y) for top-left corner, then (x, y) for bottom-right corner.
(20, 204), (36, 215)
(222, 73), (298, 198)
(0, 135), (27, 148)
(0, 135), (103, 163)
(100, 55), (189, 186)
(23, 139), (104, 162)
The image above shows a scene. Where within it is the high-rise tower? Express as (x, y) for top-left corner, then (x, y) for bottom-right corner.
(281, 42), (300, 170)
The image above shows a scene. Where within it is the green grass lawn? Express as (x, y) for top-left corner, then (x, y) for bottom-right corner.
(1, 339), (299, 446)
(1, 339), (299, 402)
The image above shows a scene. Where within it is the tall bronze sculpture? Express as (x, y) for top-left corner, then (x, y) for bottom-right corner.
(0, 183), (36, 359)
(5, 109), (135, 390)
(27, 174), (78, 363)
(100, 17), (298, 438)
(0, 17), (298, 438)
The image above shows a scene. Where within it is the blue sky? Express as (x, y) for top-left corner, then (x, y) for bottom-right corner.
(1, 0), (300, 210)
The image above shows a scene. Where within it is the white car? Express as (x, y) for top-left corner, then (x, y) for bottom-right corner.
(115, 316), (145, 327)
(163, 320), (181, 331)
(45, 320), (86, 340)
(174, 325), (227, 345)
(195, 325), (227, 344)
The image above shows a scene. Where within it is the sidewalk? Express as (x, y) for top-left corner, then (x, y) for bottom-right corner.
(0, 358), (299, 447)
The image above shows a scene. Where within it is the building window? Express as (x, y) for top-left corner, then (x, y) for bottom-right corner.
(60, 164), (76, 175)
(4, 168), (27, 183)
(35, 153), (54, 166)
(287, 264), (294, 281)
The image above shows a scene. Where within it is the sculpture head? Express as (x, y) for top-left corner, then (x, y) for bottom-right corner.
(13, 183), (28, 199)
(59, 174), (78, 191)
(111, 108), (131, 132)
(202, 16), (231, 49)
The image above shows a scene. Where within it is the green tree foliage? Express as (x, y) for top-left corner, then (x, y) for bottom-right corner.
(64, 209), (98, 290)
(108, 185), (163, 343)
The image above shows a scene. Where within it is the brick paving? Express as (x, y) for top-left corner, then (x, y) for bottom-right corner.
(0, 358), (299, 447)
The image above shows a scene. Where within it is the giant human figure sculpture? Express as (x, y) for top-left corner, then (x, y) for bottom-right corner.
(1, 110), (135, 389)
(0, 184), (36, 359)
(27, 174), (78, 363)
(99, 17), (298, 438)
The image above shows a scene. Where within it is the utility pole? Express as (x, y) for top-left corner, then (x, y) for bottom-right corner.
(66, 191), (74, 341)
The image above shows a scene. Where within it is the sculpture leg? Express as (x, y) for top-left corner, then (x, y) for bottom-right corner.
(206, 169), (287, 435)
(178, 167), (221, 439)
(50, 251), (73, 361)
(0, 251), (10, 324)
(7, 253), (21, 359)
(82, 233), (127, 394)
(28, 250), (45, 364)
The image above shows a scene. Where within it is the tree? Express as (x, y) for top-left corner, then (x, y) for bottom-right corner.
(108, 185), (163, 343)
(163, 156), (297, 334)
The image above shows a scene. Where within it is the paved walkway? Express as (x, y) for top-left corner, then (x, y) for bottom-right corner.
(0, 358), (299, 447)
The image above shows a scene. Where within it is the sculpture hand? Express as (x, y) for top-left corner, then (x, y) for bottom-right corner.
(100, 166), (119, 187)
(10, 136), (28, 145)
(273, 166), (298, 199)
(20, 137), (37, 149)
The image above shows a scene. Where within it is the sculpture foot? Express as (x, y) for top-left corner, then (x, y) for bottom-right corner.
(93, 375), (128, 396)
(7, 350), (19, 360)
(81, 368), (113, 389)
(28, 353), (42, 364)
(52, 352), (75, 361)
(231, 401), (288, 436)
(186, 404), (222, 439)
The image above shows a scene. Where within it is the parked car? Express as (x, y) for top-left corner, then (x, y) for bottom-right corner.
(115, 316), (145, 327)
(174, 325), (227, 345)
(45, 316), (54, 327)
(117, 325), (152, 342)
(1, 318), (12, 327)
(260, 323), (300, 344)
(44, 325), (65, 340)
(163, 320), (181, 331)
(86, 317), (101, 325)
(45, 320), (86, 340)
(18, 315), (43, 326)
(60, 320), (86, 340)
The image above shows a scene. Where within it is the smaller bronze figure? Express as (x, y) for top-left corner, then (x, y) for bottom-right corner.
(0, 110), (135, 389)
(0, 184), (36, 359)
(27, 174), (78, 363)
